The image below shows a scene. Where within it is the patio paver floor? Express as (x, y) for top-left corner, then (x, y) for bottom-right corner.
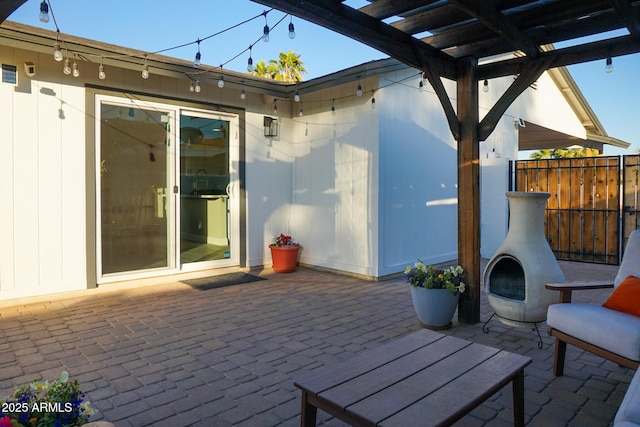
(0, 260), (633, 426)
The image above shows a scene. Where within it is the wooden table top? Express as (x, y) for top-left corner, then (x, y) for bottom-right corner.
(294, 329), (532, 427)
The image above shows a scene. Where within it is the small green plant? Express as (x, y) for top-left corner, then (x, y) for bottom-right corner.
(404, 261), (466, 295)
(0, 371), (95, 427)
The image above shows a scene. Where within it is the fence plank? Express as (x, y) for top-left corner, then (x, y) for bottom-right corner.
(513, 156), (626, 265)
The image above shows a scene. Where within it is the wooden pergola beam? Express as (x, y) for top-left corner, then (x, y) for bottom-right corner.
(456, 56), (480, 324)
(358, 0), (437, 20)
(449, 0), (540, 58)
(479, 34), (640, 80)
(479, 56), (554, 141)
(251, 0), (458, 80)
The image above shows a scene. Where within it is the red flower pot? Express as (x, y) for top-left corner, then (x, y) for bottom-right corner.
(270, 245), (301, 273)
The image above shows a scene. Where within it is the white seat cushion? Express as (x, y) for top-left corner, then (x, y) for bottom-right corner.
(547, 303), (640, 362)
(615, 369), (640, 426)
(615, 230), (640, 287)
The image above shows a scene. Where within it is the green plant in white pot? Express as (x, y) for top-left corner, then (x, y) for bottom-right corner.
(405, 261), (465, 330)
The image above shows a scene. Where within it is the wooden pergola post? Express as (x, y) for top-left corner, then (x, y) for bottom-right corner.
(456, 57), (481, 324)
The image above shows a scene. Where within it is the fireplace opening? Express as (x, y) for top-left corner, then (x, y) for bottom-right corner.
(487, 256), (525, 301)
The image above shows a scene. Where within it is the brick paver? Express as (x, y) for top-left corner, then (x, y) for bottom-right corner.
(0, 260), (633, 426)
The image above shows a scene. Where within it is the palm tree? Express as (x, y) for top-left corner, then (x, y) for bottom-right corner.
(251, 51), (307, 83)
(529, 147), (590, 159)
(252, 60), (279, 80)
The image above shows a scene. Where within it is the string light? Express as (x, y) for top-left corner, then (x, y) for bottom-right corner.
(218, 67), (225, 88)
(288, 16), (296, 39)
(298, 101), (304, 117)
(273, 99), (278, 114)
(356, 77), (363, 96)
(142, 55), (149, 79)
(331, 99), (336, 116)
(262, 12), (270, 42)
(419, 79), (424, 91)
(53, 41), (63, 61)
(605, 57), (613, 73)
(72, 60), (79, 77)
(98, 60), (106, 80)
(189, 81), (195, 92)
(483, 79), (489, 92)
(194, 40), (201, 67)
(247, 45), (253, 72)
(63, 58), (71, 75)
(294, 89), (300, 102)
(39, 1), (49, 23)
(43, 6), (293, 88)
(371, 90), (376, 108)
(195, 80), (201, 93)
(240, 81), (246, 100)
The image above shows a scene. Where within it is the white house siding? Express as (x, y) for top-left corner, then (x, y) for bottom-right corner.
(378, 70), (460, 276)
(0, 29), (607, 300)
(244, 111), (295, 267)
(287, 82), (380, 277)
(0, 49), (87, 299)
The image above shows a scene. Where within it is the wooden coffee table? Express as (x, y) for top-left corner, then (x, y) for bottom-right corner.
(294, 329), (531, 427)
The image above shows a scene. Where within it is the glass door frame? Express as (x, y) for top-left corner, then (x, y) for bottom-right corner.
(95, 94), (240, 283)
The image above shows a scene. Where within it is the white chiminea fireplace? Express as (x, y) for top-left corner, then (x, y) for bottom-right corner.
(483, 192), (565, 333)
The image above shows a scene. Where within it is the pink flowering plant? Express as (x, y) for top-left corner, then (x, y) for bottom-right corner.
(0, 371), (95, 427)
(271, 233), (299, 247)
(404, 261), (466, 295)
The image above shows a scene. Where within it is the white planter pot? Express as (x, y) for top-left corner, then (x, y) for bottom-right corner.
(410, 286), (459, 330)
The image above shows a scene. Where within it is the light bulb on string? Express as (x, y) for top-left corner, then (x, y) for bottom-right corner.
(288, 16), (296, 39)
(273, 99), (278, 114)
(419, 79), (424, 92)
(483, 79), (489, 92)
(189, 81), (195, 93)
(98, 62), (106, 80)
(39, 1), (49, 23)
(218, 68), (225, 88)
(299, 102), (304, 117)
(195, 80), (201, 93)
(331, 99), (336, 116)
(605, 57), (613, 73)
(262, 12), (270, 42)
(356, 78), (363, 96)
(247, 46), (254, 72)
(194, 40), (201, 67)
(63, 58), (71, 75)
(142, 55), (149, 79)
(240, 81), (247, 100)
(371, 90), (376, 109)
(53, 42), (63, 62)
(72, 61), (79, 77)
(294, 89), (300, 102)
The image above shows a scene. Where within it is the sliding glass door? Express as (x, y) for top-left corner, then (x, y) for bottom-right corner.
(96, 96), (239, 281)
(179, 112), (231, 265)
(98, 101), (173, 275)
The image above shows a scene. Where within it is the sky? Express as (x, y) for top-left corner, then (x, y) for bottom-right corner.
(7, 0), (640, 156)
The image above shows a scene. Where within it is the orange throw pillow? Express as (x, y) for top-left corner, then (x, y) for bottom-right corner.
(602, 275), (640, 317)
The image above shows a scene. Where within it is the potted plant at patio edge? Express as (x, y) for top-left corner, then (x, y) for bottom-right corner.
(269, 233), (301, 273)
(405, 261), (466, 330)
